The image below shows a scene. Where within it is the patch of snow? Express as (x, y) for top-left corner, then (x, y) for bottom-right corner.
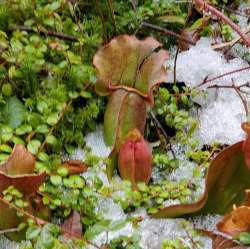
(139, 218), (213, 249)
(87, 198), (134, 248)
(167, 37), (250, 88)
(0, 236), (19, 249)
(167, 37), (249, 145)
(96, 198), (126, 220)
(70, 126), (111, 161)
(197, 96), (246, 145)
(191, 214), (222, 231)
(70, 147), (85, 160)
(85, 126), (112, 158)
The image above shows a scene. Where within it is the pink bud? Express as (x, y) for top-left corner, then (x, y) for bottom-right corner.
(242, 122), (250, 169)
(118, 129), (152, 188)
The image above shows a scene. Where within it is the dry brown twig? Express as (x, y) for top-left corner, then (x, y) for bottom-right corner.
(196, 66), (250, 88)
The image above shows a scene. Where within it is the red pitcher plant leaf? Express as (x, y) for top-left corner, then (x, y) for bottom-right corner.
(153, 122), (250, 218)
(93, 35), (168, 105)
(104, 89), (147, 147)
(241, 122), (250, 169)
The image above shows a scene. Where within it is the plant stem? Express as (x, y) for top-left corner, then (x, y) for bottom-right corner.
(195, 0), (250, 47)
(141, 22), (196, 46)
(233, 85), (249, 116)
(106, 0), (116, 34)
(173, 47), (180, 85)
(15, 26), (78, 42)
(0, 227), (20, 234)
(149, 110), (176, 159)
(0, 195), (46, 226)
(196, 66), (250, 88)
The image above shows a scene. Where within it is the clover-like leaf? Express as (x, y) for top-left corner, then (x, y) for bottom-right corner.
(0, 144), (45, 240)
(93, 35), (168, 105)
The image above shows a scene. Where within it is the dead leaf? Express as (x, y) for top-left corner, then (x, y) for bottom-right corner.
(62, 210), (82, 239)
(63, 160), (87, 175)
(217, 205), (250, 237)
(201, 230), (247, 249)
(217, 190), (250, 237)
(0, 144), (35, 175)
(178, 29), (200, 51)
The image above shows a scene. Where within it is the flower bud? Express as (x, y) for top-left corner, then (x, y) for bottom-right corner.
(118, 129), (152, 188)
(242, 122), (250, 169)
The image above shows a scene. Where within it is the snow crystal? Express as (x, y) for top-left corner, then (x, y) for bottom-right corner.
(96, 198), (126, 220)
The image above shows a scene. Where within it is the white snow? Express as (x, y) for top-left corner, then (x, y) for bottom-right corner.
(167, 37), (249, 145)
(0, 236), (19, 249)
(84, 126), (112, 158)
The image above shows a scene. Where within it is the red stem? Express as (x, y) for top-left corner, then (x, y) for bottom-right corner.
(195, 0), (250, 47)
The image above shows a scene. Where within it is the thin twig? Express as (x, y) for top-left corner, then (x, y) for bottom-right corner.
(149, 110), (176, 159)
(141, 22), (196, 46)
(212, 28), (250, 50)
(233, 84), (249, 116)
(207, 81), (249, 115)
(207, 82), (250, 91)
(16, 26), (78, 42)
(106, 0), (117, 34)
(196, 66), (250, 88)
(195, 0), (250, 47)
(0, 195), (46, 226)
(0, 227), (20, 234)
(173, 46), (180, 85)
(223, 28), (250, 55)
